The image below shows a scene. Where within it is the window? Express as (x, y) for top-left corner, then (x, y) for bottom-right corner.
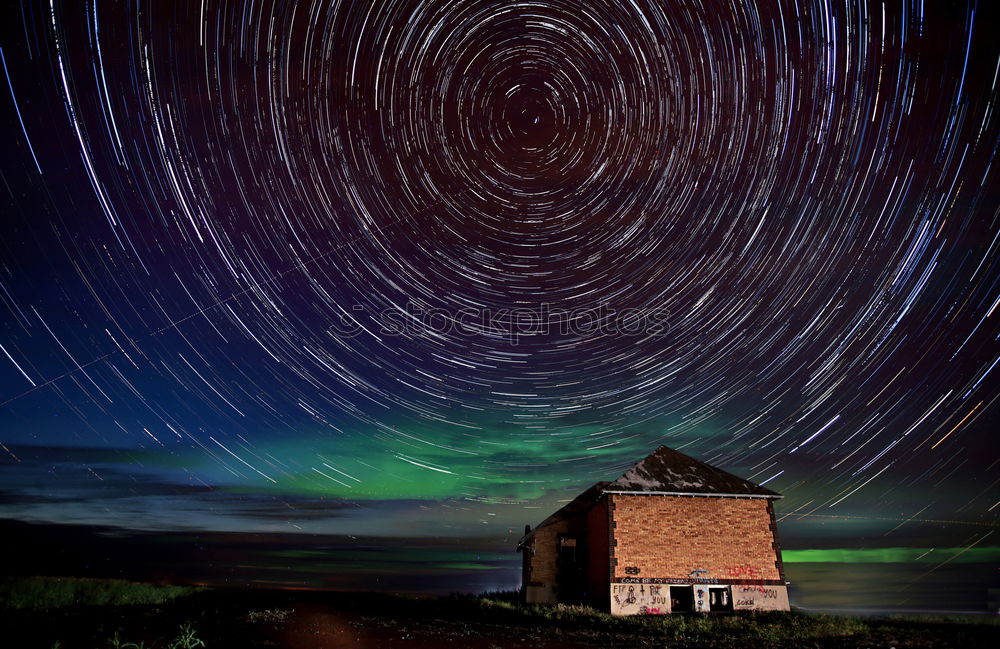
(709, 586), (733, 612)
(669, 585), (694, 612)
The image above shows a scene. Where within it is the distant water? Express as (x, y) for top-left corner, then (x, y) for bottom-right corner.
(239, 551), (999, 615)
(784, 562), (998, 615)
(3, 520), (996, 614)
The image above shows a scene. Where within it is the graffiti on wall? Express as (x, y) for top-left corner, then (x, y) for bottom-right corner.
(726, 564), (781, 598)
(622, 576), (720, 584)
(732, 586), (788, 610)
(725, 564), (763, 579)
(694, 586), (710, 612)
(611, 583), (668, 615)
(611, 582), (790, 614)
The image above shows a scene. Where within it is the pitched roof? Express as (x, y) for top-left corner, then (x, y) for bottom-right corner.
(605, 446), (780, 498)
(519, 446), (779, 547)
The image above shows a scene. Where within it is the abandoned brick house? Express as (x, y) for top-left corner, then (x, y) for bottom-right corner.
(517, 446), (789, 614)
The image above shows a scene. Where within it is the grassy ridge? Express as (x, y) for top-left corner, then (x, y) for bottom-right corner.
(432, 593), (999, 645)
(483, 595), (872, 637)
(0, 578), (997, 648)
(0, 576), (202, 610)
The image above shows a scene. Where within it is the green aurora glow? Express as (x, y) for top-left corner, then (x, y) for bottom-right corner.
(781, 547), (999, 563)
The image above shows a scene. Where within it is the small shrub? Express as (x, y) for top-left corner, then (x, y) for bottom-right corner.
(476, 589), (520, 603)
(167, 623), (205, 649)
(107, 631), (148, 649)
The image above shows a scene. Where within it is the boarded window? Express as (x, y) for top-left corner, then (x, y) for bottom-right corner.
(709, 586), (733, 612)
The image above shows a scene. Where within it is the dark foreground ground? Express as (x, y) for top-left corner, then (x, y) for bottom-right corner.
(2, 577), (998, 649)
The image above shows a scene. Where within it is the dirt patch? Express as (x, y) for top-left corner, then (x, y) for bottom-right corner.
(271, 605), (368, 649)
(265, 604), (596, 649)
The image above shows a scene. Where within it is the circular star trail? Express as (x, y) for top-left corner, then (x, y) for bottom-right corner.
(0, 0), (997, 526)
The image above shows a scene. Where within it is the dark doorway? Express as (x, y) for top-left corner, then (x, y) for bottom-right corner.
(556, 535), (585, 603)
(670, 585), (694, 612)
(709, 586), (733, 611)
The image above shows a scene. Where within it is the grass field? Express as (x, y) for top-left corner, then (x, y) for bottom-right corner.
(1, 576), (997, 648)
(0, 576), (202, 610)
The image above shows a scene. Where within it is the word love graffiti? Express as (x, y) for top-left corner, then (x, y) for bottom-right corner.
(725, 564), (763, 579)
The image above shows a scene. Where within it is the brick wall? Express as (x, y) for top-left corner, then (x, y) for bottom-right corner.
(524, 517), (575, 604)
(610, 494), (782, 582)
(527, 520), (568, 585)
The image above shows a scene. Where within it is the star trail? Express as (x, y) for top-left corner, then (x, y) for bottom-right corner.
(0, 0), (997, 605)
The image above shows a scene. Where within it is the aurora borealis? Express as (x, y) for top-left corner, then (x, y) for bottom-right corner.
(0, 0), (997, 610)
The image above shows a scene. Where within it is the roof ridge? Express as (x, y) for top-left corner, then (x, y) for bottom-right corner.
(609, 445), (780, 497)
(518, 447), (780, 546)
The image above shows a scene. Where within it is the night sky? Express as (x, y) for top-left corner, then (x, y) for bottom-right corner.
(1, 0), (998, 610)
